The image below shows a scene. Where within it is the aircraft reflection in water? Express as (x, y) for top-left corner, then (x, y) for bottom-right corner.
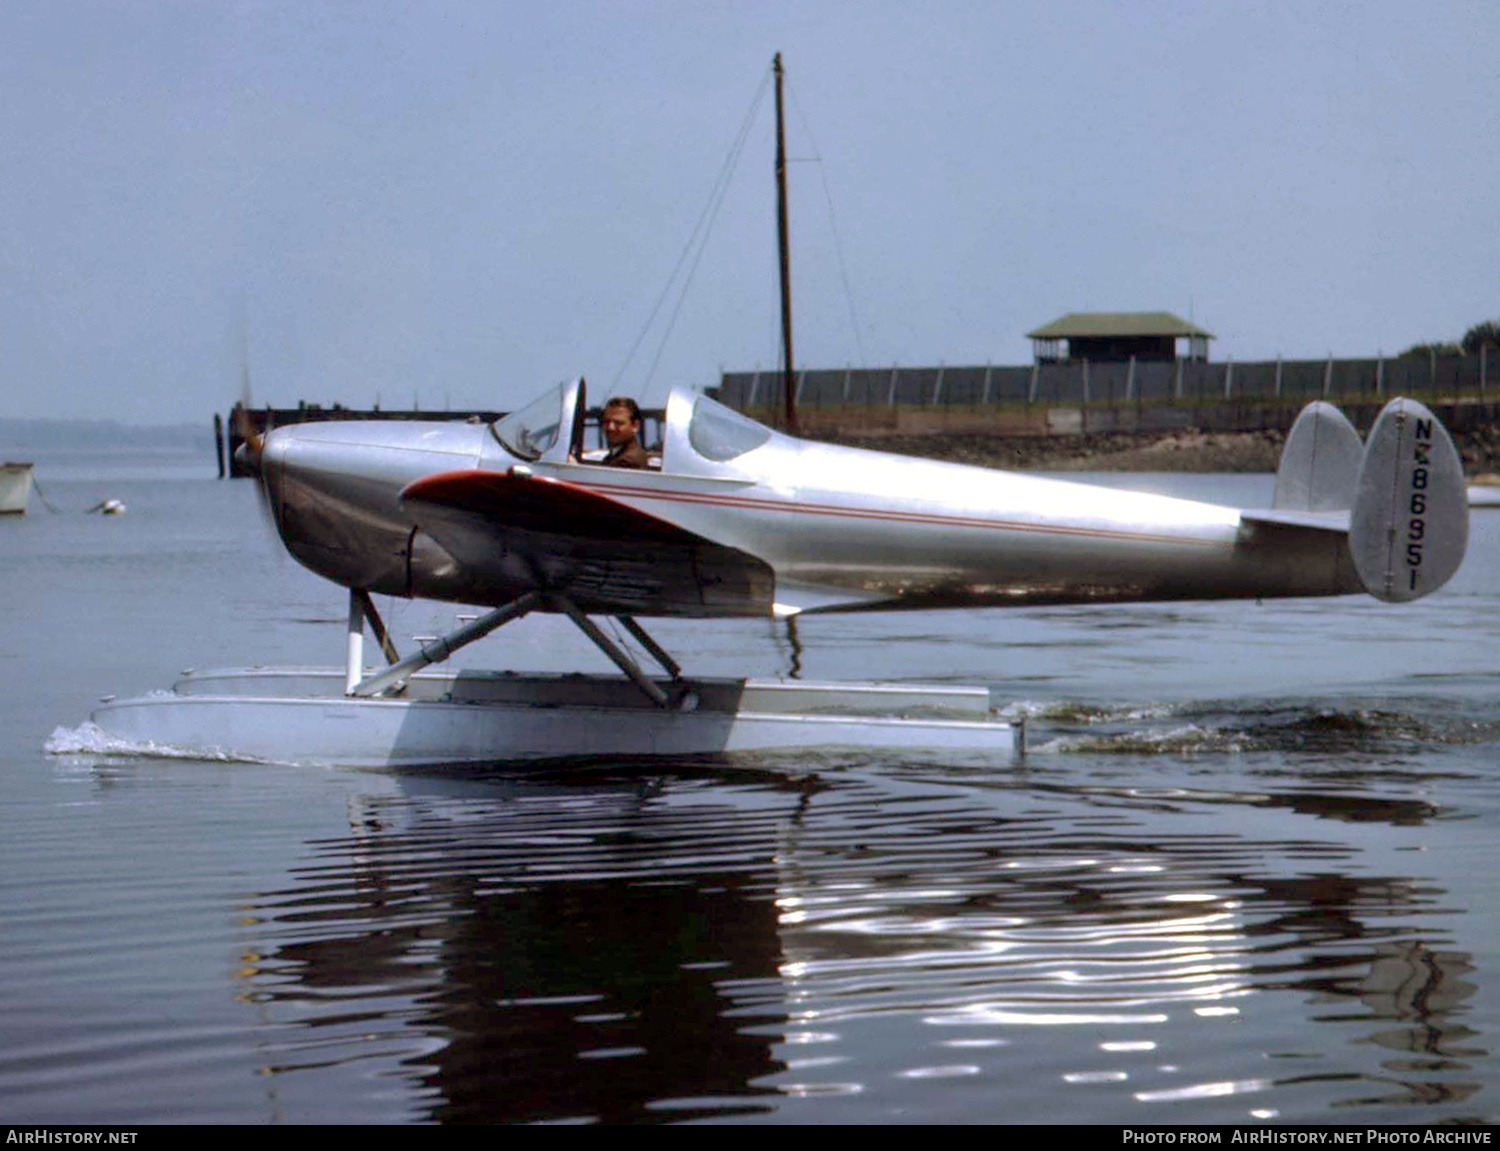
(230, 766), (1480, 1123)
(240, 773), (800, 1124)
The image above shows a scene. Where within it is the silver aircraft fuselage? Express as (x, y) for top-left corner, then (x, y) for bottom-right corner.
(258, 379), (1366, 619)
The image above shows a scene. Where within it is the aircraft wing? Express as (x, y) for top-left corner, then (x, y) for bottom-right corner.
(400, 468), (775, 617)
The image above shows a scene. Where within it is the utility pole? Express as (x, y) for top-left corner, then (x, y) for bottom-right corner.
(774, 52), (798, 433)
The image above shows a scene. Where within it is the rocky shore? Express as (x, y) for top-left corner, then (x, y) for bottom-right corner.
(819, 425), (1500, 474)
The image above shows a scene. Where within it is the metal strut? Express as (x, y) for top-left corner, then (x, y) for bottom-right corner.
(548, 596), (677, 708)
(345, 588), (687, 709)
(355, 588), (401, 664)
(617, 614), (683, 680)
(350, 591), (542, 698)
(345, 588), (403, 694)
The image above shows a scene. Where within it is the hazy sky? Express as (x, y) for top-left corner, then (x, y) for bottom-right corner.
(1, 1), (1495, 424)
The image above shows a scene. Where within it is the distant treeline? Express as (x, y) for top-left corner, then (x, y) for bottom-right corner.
(1405, 318), (1500, 358)
(0, 418), (209, 450)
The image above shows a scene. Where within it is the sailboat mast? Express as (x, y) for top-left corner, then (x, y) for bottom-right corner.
(774, 52), (798, 433)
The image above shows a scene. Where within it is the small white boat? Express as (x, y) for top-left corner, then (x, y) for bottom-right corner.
(0, 462), (34, 516)
(1468, 476), (1500, 508)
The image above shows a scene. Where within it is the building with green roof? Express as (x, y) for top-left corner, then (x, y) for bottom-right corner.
(1026, 312), (1214, 364)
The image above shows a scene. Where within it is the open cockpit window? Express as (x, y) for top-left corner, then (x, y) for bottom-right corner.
(688, 395), (773, 462)
(490, 387), (564, 461)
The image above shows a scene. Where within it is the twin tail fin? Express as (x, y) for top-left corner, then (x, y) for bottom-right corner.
(1264, 397), (1468, 602)
(1348, 398), (1468, 603)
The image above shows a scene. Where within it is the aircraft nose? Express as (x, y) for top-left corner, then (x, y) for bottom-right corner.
(247, 418), (493, 581)
(255, 427), (302, 536)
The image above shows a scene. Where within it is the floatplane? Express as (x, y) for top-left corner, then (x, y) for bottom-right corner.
(86, 378), (1468, 766)
(87, 56), (1469, 767)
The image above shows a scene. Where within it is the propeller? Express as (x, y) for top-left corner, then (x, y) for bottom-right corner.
(231, 402), (263, 476)
(229, 326), (276, 529)
(230, 320), (263, 477)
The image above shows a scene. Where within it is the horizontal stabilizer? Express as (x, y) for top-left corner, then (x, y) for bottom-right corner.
(1349, 398), (1468, 602)
(1240, 507), (1349, 534)
(1273, 401), (1363, 512)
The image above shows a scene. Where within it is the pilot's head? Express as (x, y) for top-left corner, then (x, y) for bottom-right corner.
(602, 398), (642, 448)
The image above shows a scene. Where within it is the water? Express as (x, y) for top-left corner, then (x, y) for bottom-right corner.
(3, 450), (1500, 1124)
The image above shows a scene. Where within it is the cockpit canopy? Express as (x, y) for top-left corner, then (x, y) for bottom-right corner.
(490, 387), (565, 462)
(489, 378), (776, 470)
(686, 395), (771, 461)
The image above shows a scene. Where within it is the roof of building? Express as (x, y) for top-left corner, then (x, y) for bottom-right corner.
(1026, 312), (1215, 340)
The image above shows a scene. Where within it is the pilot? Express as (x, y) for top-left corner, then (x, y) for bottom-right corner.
(598, 397), (651, 469)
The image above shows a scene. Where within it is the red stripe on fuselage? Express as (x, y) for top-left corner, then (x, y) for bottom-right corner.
(570, 478), (1232, 548)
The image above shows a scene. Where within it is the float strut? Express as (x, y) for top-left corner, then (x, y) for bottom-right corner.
(350, 591), (541, 698)
(345, 591), (366, 695)
(354, 588), (401, 664)
(549, 595), (672, 708)
(617, 615), (682, 680)
(345, 589), (403, 694)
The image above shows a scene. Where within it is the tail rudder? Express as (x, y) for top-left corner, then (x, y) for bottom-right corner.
(1274, 401), (1363, 512)
(1349, 397), (1468, 602)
